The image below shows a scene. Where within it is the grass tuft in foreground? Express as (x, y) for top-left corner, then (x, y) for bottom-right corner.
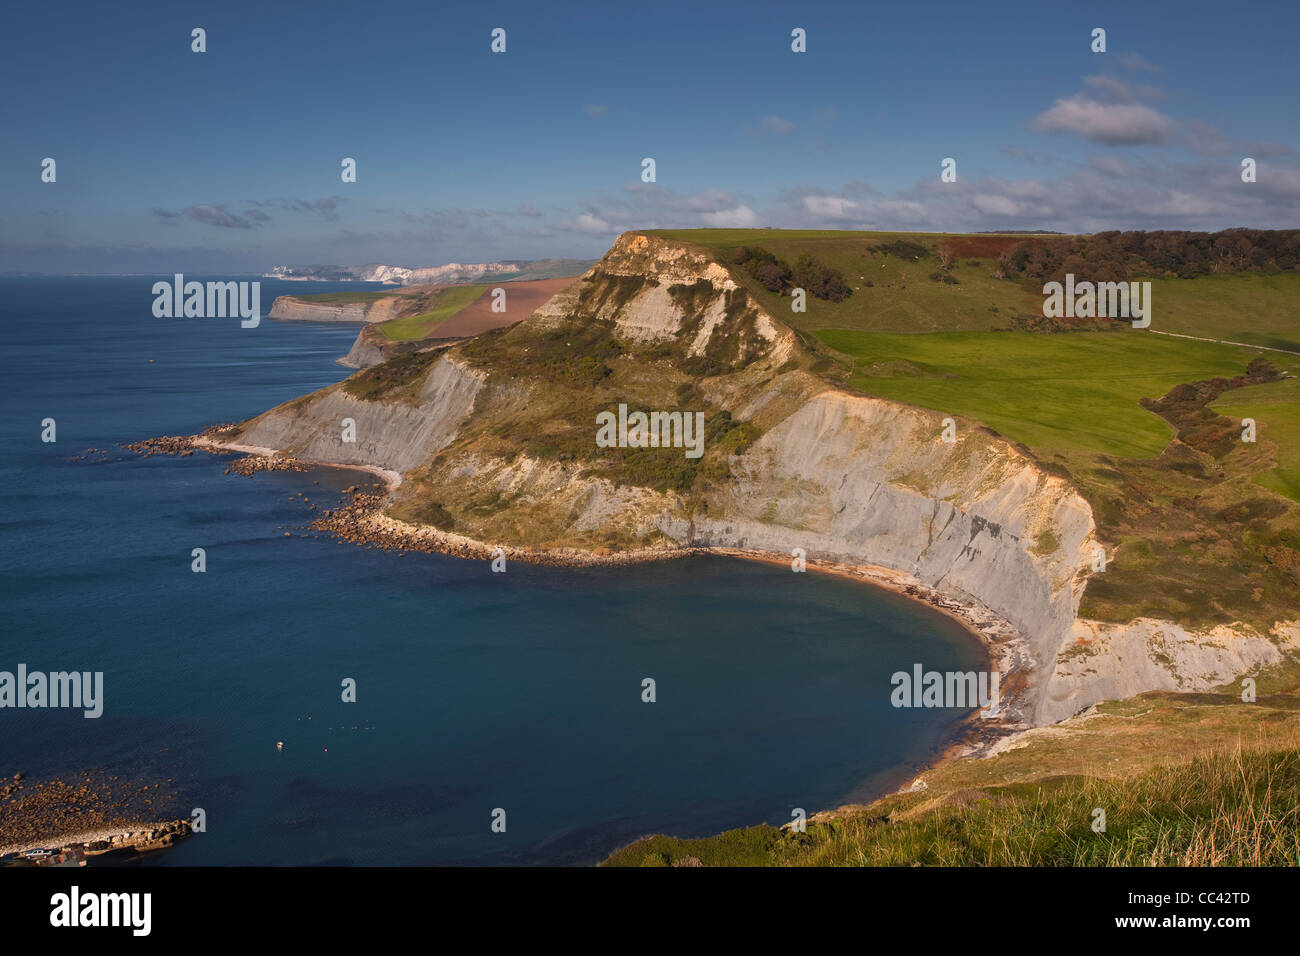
(605, 743), (1300, 867)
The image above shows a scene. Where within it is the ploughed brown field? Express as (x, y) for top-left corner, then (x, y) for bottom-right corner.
(434, 276), (580, 337)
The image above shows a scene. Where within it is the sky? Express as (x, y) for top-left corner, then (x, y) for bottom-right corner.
(2, 0), (1298, 273)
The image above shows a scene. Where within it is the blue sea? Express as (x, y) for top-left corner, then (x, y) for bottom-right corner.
(0, 276), (985, 865)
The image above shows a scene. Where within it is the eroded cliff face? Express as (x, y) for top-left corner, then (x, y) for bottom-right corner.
(1044, 618), (1300, 723)
(338, 325), (446, 370)
(268, 295), (410, 324)
(237, 354), (486, 474)
(666, 388), (1095, 725)
(225, 232), (1290, 728)
(340, 327), (387, 368)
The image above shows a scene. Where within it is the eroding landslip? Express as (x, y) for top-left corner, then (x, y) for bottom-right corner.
(225, 232), (1298, 730)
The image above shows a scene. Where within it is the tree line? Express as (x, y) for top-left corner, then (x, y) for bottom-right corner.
(992, 229), (1300, 283)
(730, 246), (853, 301)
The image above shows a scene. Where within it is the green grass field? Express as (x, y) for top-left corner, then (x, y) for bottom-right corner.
(816, 328), (1266, 458)
(378, 284), (488, 341)
(1144, 273), (1300, 351)
(1211, 375), (1300, 500)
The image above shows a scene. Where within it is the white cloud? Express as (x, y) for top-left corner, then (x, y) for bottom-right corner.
(802, 195), (858, 219)
(572, 212), (613, 233)
(701, 205), (760, 227)
(1033, 94), (1175, 145)
(970, 194), (1021, 216)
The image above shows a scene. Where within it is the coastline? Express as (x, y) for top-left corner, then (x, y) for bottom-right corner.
(137, 431), (1035, 828)
(0, 770), (195, 863)
(0, 821), (192, 860)
(191, 435), (404, 491)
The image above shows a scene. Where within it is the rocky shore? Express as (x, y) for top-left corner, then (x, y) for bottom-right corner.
(125, 427), (329, 479)
(0, 771), (192, 861)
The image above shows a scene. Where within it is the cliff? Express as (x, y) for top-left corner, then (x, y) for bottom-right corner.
(336, 325), (458, 369)
(226, 232), (1297, 728)
(268, 295), (410, 323)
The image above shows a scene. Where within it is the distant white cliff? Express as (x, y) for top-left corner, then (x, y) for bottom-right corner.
(264, 260), (588, 286)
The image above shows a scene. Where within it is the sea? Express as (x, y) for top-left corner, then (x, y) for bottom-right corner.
(0, 276), (985, 865)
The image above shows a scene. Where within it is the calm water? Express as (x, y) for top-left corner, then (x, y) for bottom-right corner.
(0, 276), (985, 865)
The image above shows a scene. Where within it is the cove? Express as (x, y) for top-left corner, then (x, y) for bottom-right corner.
(0, 276), (988, 865)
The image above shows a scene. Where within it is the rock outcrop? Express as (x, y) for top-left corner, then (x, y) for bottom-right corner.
(340, 326), (388, 367)
(1045, 617), (1300, 722)
(238, 355), (486, 474)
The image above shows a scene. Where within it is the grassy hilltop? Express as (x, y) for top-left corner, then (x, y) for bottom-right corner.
(652, 228), (1300, 347)
(651, 229), (1300, 630)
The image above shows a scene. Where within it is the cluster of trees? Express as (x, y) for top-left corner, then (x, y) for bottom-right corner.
(997, 229), (1300, 283)
(872, 239), (930, 261)
(730, 246), (853, 301)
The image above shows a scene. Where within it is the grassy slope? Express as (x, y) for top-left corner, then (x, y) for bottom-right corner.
(1212, 376), (1300, 500)
(655, 229), (1048, 332)
(653, 229), (1300, 342)
(605, 664), (1300, 866)
(377, 284), (489, 341)
(819, 329), (1262, 457)
(1147, 273), (1300, 351)
(285, 286), (493, 341)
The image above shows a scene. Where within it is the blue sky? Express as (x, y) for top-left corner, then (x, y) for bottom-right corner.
(3, 0), (1298, 272)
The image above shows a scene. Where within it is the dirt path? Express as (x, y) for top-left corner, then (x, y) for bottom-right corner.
(1144, 327), (1300, 356)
